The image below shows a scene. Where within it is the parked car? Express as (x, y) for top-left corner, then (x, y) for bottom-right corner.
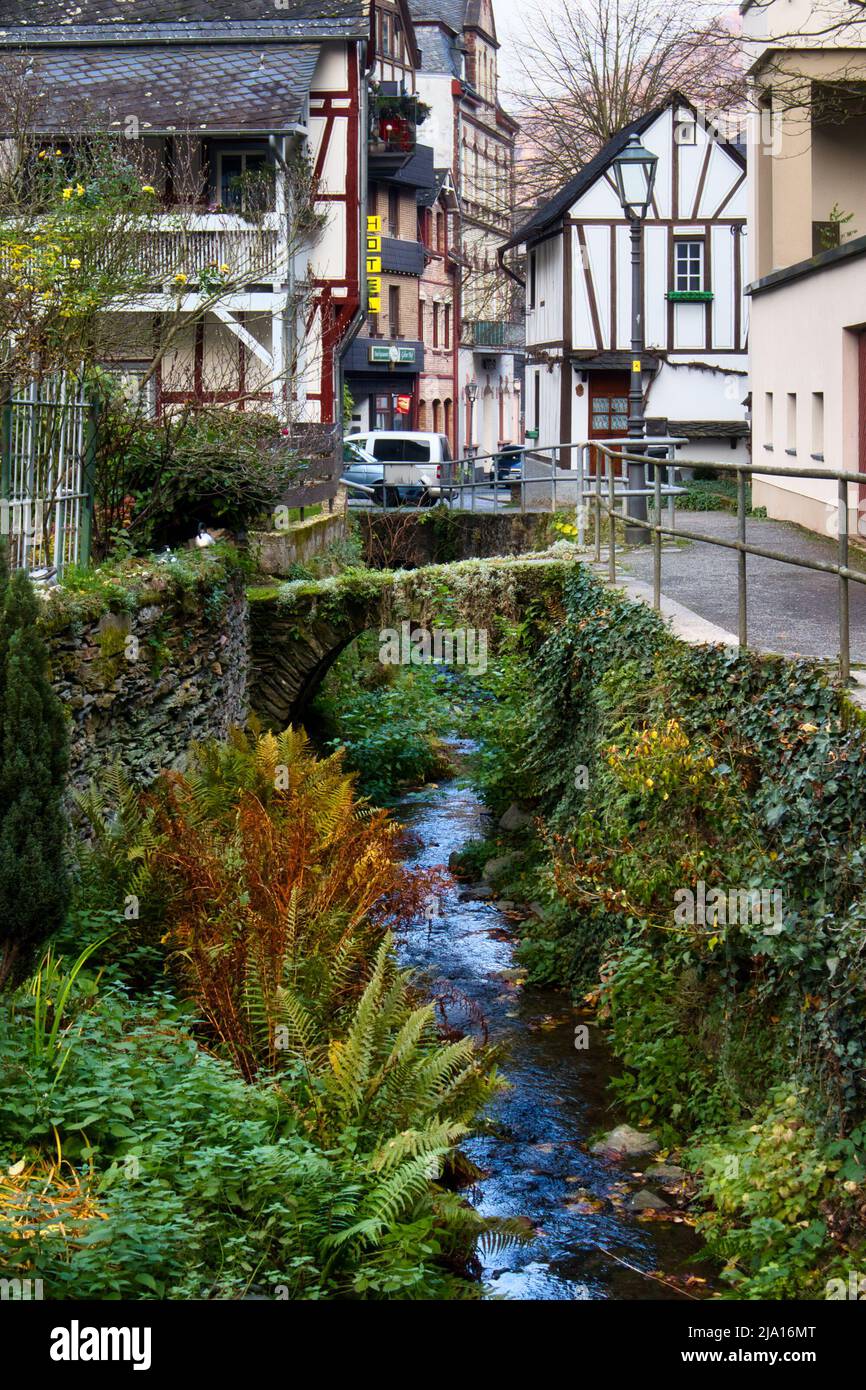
(344, 431), (455, 504)
(342, 440), (383, 501)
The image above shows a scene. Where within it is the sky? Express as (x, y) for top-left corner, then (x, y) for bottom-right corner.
(494, 0), (529, 101)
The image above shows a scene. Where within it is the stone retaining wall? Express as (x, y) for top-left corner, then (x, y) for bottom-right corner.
(41, 555), (249, 789)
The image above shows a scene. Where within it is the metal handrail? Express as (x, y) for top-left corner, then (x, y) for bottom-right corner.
(347, 435), (865, 681)
(592, 443), (866, 682)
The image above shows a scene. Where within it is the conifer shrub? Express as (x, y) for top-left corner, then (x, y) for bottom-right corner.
(0, 550), (69, 984)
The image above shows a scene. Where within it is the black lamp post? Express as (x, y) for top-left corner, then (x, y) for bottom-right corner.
(611, 133), (658, 545)
(465, 379), (478, 457)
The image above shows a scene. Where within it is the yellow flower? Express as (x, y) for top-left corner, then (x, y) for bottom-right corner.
(173, 272), (189, 285)
(141, 185), (156, 195)
(76, 184), (85, 196)
(69, 258), (81, 269)
(62, 188), (73, 199)
(645, 777), (654, 789)
(38, 150), (48, 160)
(219, 263), (230, 274)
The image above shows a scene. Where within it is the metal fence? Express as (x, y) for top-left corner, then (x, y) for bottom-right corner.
(0, 377), (97, 574)
(592, 443), (866, 683)
(344, 435), (866, 682)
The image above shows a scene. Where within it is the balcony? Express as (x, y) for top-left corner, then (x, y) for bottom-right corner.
(462, 319), (524, 351)
(137, 212), (283, 288)
(368, 88), (430, 175)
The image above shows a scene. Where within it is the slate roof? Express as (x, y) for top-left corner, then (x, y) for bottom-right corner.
(503, 109), (658, 251)
(414, 23), (462, 75)
(503, 94), (746, 251)
(409, 0), (467, 33)
(0, 0), (368, 29)
(0, 44), (320, 133)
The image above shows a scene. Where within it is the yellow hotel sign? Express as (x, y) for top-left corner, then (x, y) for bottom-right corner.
(366, 214), (382, 313)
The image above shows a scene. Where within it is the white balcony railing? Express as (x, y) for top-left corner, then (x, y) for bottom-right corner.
(138, 212), (283, 285)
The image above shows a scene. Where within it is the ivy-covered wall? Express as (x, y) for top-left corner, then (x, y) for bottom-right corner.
(40, 552), (249, 789)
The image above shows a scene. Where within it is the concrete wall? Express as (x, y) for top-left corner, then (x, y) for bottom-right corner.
(750, 251), (866, 536)
(250, 510), (347, 577)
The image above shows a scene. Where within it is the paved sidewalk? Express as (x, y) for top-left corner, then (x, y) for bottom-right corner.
(612, 510), (866, 664)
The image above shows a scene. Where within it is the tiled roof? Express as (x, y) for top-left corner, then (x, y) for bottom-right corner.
(0, 44), (320, 133)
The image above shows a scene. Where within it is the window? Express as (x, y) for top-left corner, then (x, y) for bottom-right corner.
(432, 400), (442, 433)
(436, 211), (445, 253)
(388, 187), (399, 239)
(432, 303), (440, 348)
(811, 392), (824, 458)
(534, 370), (541, 430)
(591, 394), (629, 434)
(529, 250), (537, 309)
(444, 305), (451, 349)
(216, 149), (272, 211)
(418, 300), (425, 340)
(388, 284), (400, 338)
(382, 12), (392, 55)
(674, 240), (704, 292)
(764, 391), (774, 448)
(371, 437), (431, 463)
(786, 392), (797, 454)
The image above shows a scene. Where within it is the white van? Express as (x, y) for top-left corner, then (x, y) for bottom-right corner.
(344, 431), (454, 501)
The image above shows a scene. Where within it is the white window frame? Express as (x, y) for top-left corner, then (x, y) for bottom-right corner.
(674, 239), (704, 292)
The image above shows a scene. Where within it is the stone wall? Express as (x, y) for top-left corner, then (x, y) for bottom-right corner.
(41, 554), (249, 790)
(358, 509), (561, 569)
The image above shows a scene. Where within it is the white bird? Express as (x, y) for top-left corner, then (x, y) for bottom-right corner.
(195, 522), (216, 548)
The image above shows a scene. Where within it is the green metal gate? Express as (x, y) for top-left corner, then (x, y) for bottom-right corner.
(0, 376), (97, 573)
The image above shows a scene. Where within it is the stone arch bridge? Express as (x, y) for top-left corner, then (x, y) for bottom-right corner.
(248, 552), (576, 728)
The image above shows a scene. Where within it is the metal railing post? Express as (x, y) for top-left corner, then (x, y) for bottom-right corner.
(737, 468), (747, 649)
(594, 447), (602, 563)
(577, 444), (586, 549)
(653, 457), (662, 611)
(550, 447), (556, 514)
(839, 476), (850, 683)
(608, 452), (616, 583)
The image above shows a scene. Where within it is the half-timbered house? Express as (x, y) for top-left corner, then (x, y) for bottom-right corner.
(0, 0), (370, 427)
(501, 94), (750, 468)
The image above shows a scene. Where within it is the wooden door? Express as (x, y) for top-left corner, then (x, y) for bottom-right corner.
(589, 371), (630, 478)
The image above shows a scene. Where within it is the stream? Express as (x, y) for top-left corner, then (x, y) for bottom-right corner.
(395, 754), (712, 1301)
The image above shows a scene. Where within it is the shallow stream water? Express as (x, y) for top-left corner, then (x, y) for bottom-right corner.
(396, 760), (712, 1301)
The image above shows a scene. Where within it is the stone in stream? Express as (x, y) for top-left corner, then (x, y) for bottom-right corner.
(645, 1163), (687, 1183)
(499, 802), (535, 831)
(591, 1124), (658, 1159)
(629, 1189), (670, 1212)
(482, 851), (525, 883)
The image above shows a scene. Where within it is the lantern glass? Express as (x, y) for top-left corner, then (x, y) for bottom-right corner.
(612, 134), (658, 218)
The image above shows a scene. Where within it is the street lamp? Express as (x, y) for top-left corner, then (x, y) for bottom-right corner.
(465, 379), (478, 457)
(611, 133), (658, 545)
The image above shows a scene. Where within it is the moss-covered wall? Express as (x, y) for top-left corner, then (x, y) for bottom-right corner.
(40, 552), (249, 788)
